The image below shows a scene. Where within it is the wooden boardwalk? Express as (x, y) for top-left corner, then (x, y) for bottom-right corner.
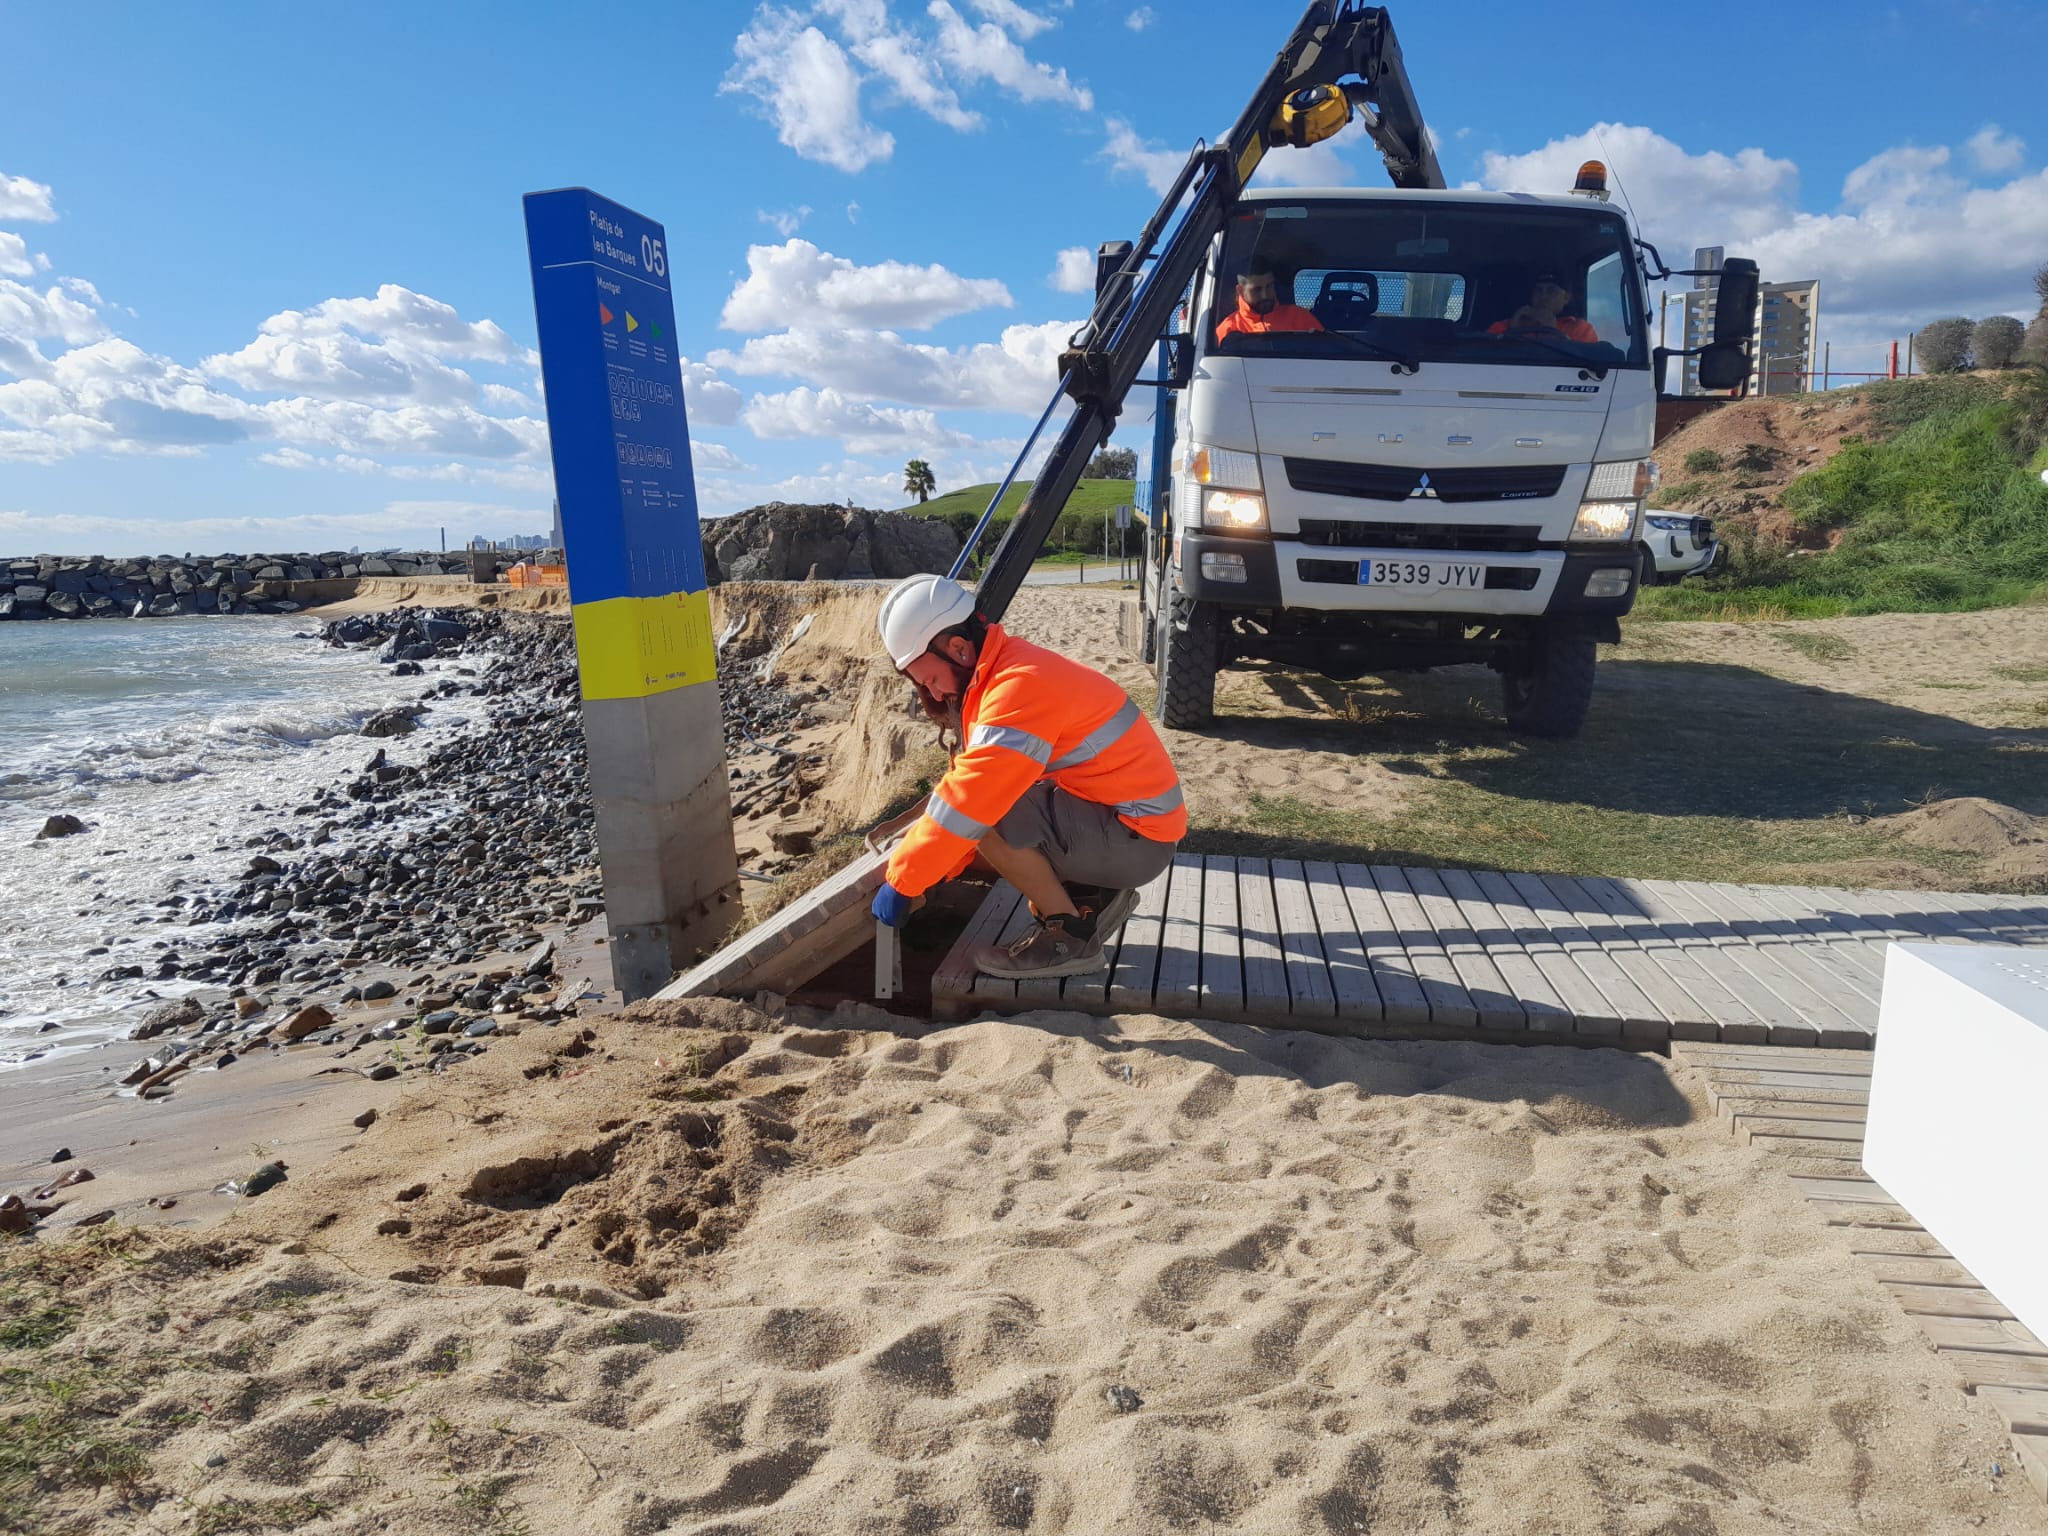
(932, 855), (2048, 1047)
(1675, 1043), (2048, 1502)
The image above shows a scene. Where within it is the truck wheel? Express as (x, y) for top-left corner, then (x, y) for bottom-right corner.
(1157, 591), (1218, 730)
(1502, 624), (1597, 738)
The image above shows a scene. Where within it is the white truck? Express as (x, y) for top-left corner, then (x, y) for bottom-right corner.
(961, 3), (1757, 741)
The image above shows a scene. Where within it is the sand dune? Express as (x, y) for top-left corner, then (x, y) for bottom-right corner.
(27, 1002), (2038, 1534)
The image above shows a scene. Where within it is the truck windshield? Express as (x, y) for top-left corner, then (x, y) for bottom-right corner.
(1207, 200), (1646, 370)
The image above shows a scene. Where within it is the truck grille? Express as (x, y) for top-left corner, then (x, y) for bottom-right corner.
(1293, 519), (1544, 554)
(1283, 457), (1569, 504)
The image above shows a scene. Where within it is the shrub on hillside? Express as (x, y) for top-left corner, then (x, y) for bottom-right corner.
(1915, 316), (1976, 373)
(1974, 315), (2026, 370)
(1733, 442), (1779, 473)
(1682, 448), (1723, 474)
(2024, 317), (2048, 371)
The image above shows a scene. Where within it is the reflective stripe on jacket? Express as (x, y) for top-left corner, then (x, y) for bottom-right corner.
(883, 624), (1186, 898)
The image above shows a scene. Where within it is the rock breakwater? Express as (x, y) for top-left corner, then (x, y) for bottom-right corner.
(0, 550), (482, 621)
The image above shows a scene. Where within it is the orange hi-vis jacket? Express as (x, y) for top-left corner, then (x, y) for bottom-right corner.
(884, 624), (1186, 898)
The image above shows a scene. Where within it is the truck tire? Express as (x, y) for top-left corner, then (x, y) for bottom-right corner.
(1157, 590), (1218, 730)
(1501, 624), (1597, 738)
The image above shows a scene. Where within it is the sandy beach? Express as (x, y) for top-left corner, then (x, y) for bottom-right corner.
(8, 999), (2043, 1533)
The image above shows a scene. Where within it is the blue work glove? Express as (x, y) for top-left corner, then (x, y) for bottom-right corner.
(871, 882), (914, 927)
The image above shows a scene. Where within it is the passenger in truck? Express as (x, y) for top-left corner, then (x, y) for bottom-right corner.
(1488, 273), (1598, 343)
(1215, 257), (1325, 342)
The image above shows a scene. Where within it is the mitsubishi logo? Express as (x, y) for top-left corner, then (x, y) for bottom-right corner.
(1409, 471), (1438, 499)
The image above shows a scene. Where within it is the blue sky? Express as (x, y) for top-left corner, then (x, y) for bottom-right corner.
(3, 0), (2046, 555)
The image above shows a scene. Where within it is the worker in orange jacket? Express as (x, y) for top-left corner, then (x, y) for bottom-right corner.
(869, 574), (1186, 979)
(1214, 256), (1324, 344)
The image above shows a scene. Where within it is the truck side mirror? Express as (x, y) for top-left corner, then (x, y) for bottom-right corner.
(1696, 341), (1749, 393)
(1713, 258), (1760, 349)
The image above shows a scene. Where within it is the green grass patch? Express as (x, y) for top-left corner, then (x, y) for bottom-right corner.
(0, 1293), (75, 1352)
(1994, 663), (2048, 683)
(1776, 629), (1855, 663)
(188, 1495), (336, 1535)
(900, 478), (1139, 570)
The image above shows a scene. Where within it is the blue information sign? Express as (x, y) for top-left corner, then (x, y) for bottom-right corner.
(524, 187), (713, 701)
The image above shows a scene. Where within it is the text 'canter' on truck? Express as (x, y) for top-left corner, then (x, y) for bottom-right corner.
(957, 1), (1761, 740)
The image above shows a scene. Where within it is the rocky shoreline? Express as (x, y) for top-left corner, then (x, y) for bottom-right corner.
(4, 598), (837, 1233)
(0, 549), (499, 621)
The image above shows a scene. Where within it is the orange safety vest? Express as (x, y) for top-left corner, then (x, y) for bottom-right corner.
(884, 624), (1186, 898)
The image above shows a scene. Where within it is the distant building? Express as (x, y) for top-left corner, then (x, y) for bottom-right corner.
(550, 498), (563, 550)
(1679, 245), (1820, 396)
(467, 535), (492, 552)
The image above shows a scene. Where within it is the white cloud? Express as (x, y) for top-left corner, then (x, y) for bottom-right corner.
(0, 505), (544, 557)
(1103, 116), (1185, 195)
(1249, 137), (1358, 189)
(1049, 246), (1094, 293)
(964, 0), (1053, 38)
(928, 1), (1091, 109)
(709, 316), (1073, 413)
(724, 7), (894, 173)
(0, 232), (37, 279)
(0, 172), (58, 223)
(1482, 122), (2048, 353)
(691, 440), (748, 473)
(1968, 126), (2025, 174)
(1125, 6), (1154, 31)
(847, 201), (862, 223)
(699, 458), (906, 516)
(678, 356), (744, 425)
(743, 385), (979, 453)
(852, 30), (983, 130)
(720, 238), (1012, 332)
(758, 205), (813, 237)
(257, 446), (551, 492)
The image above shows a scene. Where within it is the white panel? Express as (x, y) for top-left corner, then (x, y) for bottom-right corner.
(1864, 944), (2048, 1345)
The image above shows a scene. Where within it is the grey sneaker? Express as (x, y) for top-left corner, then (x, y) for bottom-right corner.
(1091, 887), (1141, 942)
(971, 913), (1108, 979)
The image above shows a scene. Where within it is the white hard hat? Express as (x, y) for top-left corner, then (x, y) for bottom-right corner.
(878, 573), (977, 669)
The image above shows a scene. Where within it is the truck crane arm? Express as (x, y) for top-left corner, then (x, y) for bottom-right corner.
(961, 1), (1443, 624)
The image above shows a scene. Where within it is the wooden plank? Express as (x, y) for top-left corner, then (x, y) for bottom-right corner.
(1472, 869), (1621, 1035)
(1151, 854), (1206, 1016)
(1705, 1069), (1873, 1094)
(1680, 879), (1879, 1042)
(1199, 856), (1245, 1019)
(1979, 1386), (2048, 1435)
(971, 893), (1039, 1004)
(1936, 1350), (2048, 1393)
(1435, 868), (1572, 1033)
(1885, 1284), (2017, 1321)
(1672, 1042), (1873, 1073)
(1370, 867), (1480, 1030)
(1733, 1115), (1866, 1144)
(1909, 888), (2038, 944)
(1805, 886), (1973, 949)
(2014, 1429), (2048, 1503)
(1235, 859), (1293, 1017)
(1653, 880), (1857, 1046)
(1269, 860), (1336, 1019)
(663, 847), (887, 998)
(1916, 1316), (2048, 1358)
(1536, 872), (1726, 1040)
(1304, 861), (1382, 1021)
(931, 883), (1024, 1011)
(746, 900), (884, 997)
(1581, 877), (1770, 1043)
(1504, 872), (1667, 1038)
(1339, 865), (1430, 1026)
(1855, 1253), (1980, 1287)
(1788, 1174), (1889, 1205)
(1401, 867), (1524, 1031)
(1839, 1228), (1953, 1259)
(1737, 883), (1890, 989)
(1714, 1097), (1870, 1124)
(1106, 862), (1175, 1013)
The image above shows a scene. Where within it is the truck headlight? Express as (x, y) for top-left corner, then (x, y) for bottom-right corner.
(1571, 501), (1639, 542)
(1203, 489), (1268, 529)
(1586, 459), (1658, 499)
(1190, 446), (1262, 489)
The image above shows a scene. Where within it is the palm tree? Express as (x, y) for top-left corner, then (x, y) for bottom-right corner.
(903, 458), (936, 504)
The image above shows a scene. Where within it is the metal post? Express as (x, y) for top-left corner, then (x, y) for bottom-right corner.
(1823, 341), (1830, 393)
(1906, 335), (1915, 377)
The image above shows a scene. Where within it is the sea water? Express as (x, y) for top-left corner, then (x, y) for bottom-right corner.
(0, 615), (478, 1067)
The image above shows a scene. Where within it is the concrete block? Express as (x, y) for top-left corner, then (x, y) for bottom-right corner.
(1865, 943), (2048, 1345)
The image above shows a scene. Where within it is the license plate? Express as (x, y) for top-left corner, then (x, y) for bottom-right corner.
(1357, 559), (1484, 588)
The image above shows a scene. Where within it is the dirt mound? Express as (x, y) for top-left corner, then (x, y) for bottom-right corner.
(1877, 796), (2048, 885)
(1655, 391), (1879, 545)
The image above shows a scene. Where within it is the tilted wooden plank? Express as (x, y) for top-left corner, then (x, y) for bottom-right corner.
(1472, 869), (1620, 1035)
(1908, 888), (2043, 944)
(2013, 1429), (2048, 1503)
(1736, 883), (1889, 989)
(1934, 1350), (2048, 1392)
(1915, 1315), (2048, 1358)
(661, 847), (888, 998)
(1680, 879), (1880, 1038)
(1269, 859), (1336, 1019)
(1105, 862), (1175, 1013)
(1652, 880), (1855, 1047)
(1598, 877), (1773, 1044)
(1199, 856), (1245, 1018)
(1235, 859), (1294, 1016)
(1806, 886), (1973, 948)
(1402, 867), (1524, 1031)
(1532, 872), (1718, 1039)
(1436, 867), (1572, 1033)
(1304, 860), (1382, 1020)
(932, 883), (1024, 1011)
(1370, 866), (1479, 1029)
(1885, 1284), (2017, 1321)
(1152, 853), (1206, 1016)
(1979, 1386), (2048, 1435)
(972, 893), (1040, 1004)
(1339, 864), (1430, 1026)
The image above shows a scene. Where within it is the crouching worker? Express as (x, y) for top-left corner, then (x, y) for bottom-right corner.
(869, 574), (1185, 979)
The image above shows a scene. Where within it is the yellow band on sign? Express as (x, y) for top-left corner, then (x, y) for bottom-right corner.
(571, 587), (717, 701)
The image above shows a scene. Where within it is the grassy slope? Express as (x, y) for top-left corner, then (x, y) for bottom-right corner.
(1638, 373), (2048, 621)
(894, 478), (1135, 523)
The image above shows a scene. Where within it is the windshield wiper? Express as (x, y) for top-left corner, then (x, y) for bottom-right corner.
(1457, 330), (1609, 379)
